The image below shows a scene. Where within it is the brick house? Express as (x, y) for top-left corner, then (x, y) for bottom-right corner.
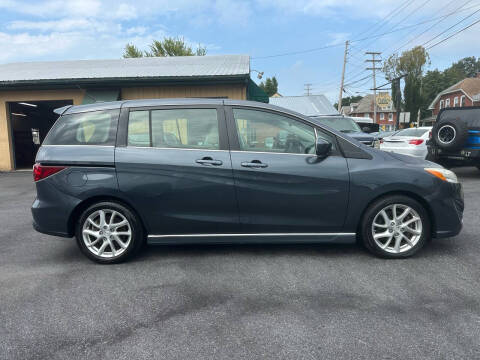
(428, 75), (480, 117)
(341, 93), (397, 131)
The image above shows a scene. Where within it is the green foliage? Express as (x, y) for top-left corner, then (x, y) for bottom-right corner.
(383, 46), (430, 123)
(259, 76), (279, 97)
(123, 44), (144, 58)
(333, 95), (362, 110)
(420, 56), (480, 119)
(123, 37), (207, 58)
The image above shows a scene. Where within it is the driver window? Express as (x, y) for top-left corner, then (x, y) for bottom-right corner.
(233, 108), (316, 154)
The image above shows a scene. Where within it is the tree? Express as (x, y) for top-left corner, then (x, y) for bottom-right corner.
(420, 56), (480, 119)
(333, 95), (362, 110)
(124, 44), (143, 58)
(383, 46), (430, 124)
(123, 37), (207, 58)
(259, 76), (279, 97)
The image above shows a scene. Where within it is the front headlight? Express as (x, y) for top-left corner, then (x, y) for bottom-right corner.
(374, 139), (380, 149)
(424, 168), (458, 183)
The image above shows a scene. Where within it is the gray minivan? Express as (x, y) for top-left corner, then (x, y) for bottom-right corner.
(32, 99), (463, 263)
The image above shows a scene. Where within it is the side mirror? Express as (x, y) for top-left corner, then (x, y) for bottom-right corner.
(315, 137), (332, 157)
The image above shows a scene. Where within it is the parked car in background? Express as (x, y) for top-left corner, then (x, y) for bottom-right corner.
(32, 100), (463, 263)
(351, 116), (380, 134)
(427, 107), (480, 170)
(310, 115), (377, 147)
(380, 127), (432, 158)
(372, 130), (399, 141)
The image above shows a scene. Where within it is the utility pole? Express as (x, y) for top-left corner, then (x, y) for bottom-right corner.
(366, 52), (381, 124)
(338, 40), (349, 112)
(304, 83), (312, 96)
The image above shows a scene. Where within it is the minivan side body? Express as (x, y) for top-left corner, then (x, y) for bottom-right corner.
(32, 99), (463, 262)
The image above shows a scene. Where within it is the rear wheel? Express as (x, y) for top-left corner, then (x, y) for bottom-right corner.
(361, 195), (430, 258)
(75, 201), (144, 264)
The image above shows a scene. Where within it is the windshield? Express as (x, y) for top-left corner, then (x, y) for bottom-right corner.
(314, 117), (362, 133)
(394, 128), (429, 137)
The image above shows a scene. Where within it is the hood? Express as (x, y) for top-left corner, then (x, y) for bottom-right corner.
(342, 132), (375, 142)
(384, 151), (441, 168)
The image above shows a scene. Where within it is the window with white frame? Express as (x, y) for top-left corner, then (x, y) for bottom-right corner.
(380, 113), (385, 120)
(454, 97), (459, 107)
(445, 98), (450, 107)
(461, 95), (466, 106)
(388, 113), (393, 121)
(439, 100), (444, 109)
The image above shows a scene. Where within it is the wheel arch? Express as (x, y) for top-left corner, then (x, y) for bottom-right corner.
(67, 195), (147, 237)
(356, 190), (435, 237)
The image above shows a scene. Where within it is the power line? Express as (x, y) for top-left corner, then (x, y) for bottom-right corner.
(354, 0), (415, 39)
(357, 0), (433, 53)
(386, 0), (471, 54)
(426, 16), (480, 49)
(421, 6), (480, 47)
(252, 43), (343, 59)
(251, 2), (479, 61)
(344, 75), (372, 87)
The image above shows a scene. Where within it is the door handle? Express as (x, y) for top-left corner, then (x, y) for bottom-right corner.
(241, 160), (268, 168)
(196, 157), (223, 166)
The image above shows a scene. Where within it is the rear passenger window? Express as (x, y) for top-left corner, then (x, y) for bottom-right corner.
(127, 108), (219, 150)
(44, 109), (119, 146)
(128, 111), (150, 147)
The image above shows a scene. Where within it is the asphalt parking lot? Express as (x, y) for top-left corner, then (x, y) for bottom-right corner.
(1, 169), (479, 360)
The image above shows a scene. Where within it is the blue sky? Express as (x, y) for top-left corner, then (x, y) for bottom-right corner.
(0, 0), (479, 102)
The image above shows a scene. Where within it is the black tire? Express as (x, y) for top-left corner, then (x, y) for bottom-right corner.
(432, 119), (468, 151)
(75, 201), (144, 264)
(361, 195), (431, 259)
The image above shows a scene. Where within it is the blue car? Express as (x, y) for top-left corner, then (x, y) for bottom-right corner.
(32, 99), (463, 263)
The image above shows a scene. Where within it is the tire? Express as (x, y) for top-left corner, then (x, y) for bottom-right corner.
(432, 119), (468, 151)
(75, 201), (144, 264)
(361, 195), (430, 258)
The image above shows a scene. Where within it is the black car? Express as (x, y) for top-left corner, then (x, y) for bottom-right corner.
(310, 115), (377, 147)
(32, 99), (463, 263)
(427, 107), (480, 169)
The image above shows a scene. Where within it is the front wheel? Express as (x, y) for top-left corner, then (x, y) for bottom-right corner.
(75, 201), (144, 264)
(361, 195), (430, 258)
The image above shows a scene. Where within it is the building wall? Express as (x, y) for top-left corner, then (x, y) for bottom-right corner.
(0, 83), (247, 171)
(0, 89), (85, 171)
(121, 83), (247, 101)
(432, 90), (473, 116)
(351, 112), (397, 129)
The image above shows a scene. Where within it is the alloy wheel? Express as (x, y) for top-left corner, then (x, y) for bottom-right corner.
(371, 204), (422, 254)
(82, 209), (132, 258)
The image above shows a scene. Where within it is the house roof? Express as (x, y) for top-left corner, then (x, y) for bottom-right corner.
(0, 55), (250, 88)
(268, 95), (338, 116)
(340, 105), (351, 115)
(350, 94), (396, 113)
(428, 77), (480, 109)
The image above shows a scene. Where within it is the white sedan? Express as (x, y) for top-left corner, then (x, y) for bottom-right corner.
(380, 127), (432, 159)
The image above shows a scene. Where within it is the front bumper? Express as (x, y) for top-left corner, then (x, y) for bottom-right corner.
(430, 182), (464, 238)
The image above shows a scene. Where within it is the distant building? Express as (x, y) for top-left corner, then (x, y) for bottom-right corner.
(342, 92), (397, 131)
(0, 55), (268, 171)
(269, 95), (338, 116)
(271, 92), (282, 98)
(428, 74), (480, 118)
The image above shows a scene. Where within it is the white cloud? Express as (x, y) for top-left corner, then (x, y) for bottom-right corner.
(115, 3), (137, 20)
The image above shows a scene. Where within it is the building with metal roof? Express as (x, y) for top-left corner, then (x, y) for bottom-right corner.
(0, 55), (268, 170)
(269, 95), (338, 116)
